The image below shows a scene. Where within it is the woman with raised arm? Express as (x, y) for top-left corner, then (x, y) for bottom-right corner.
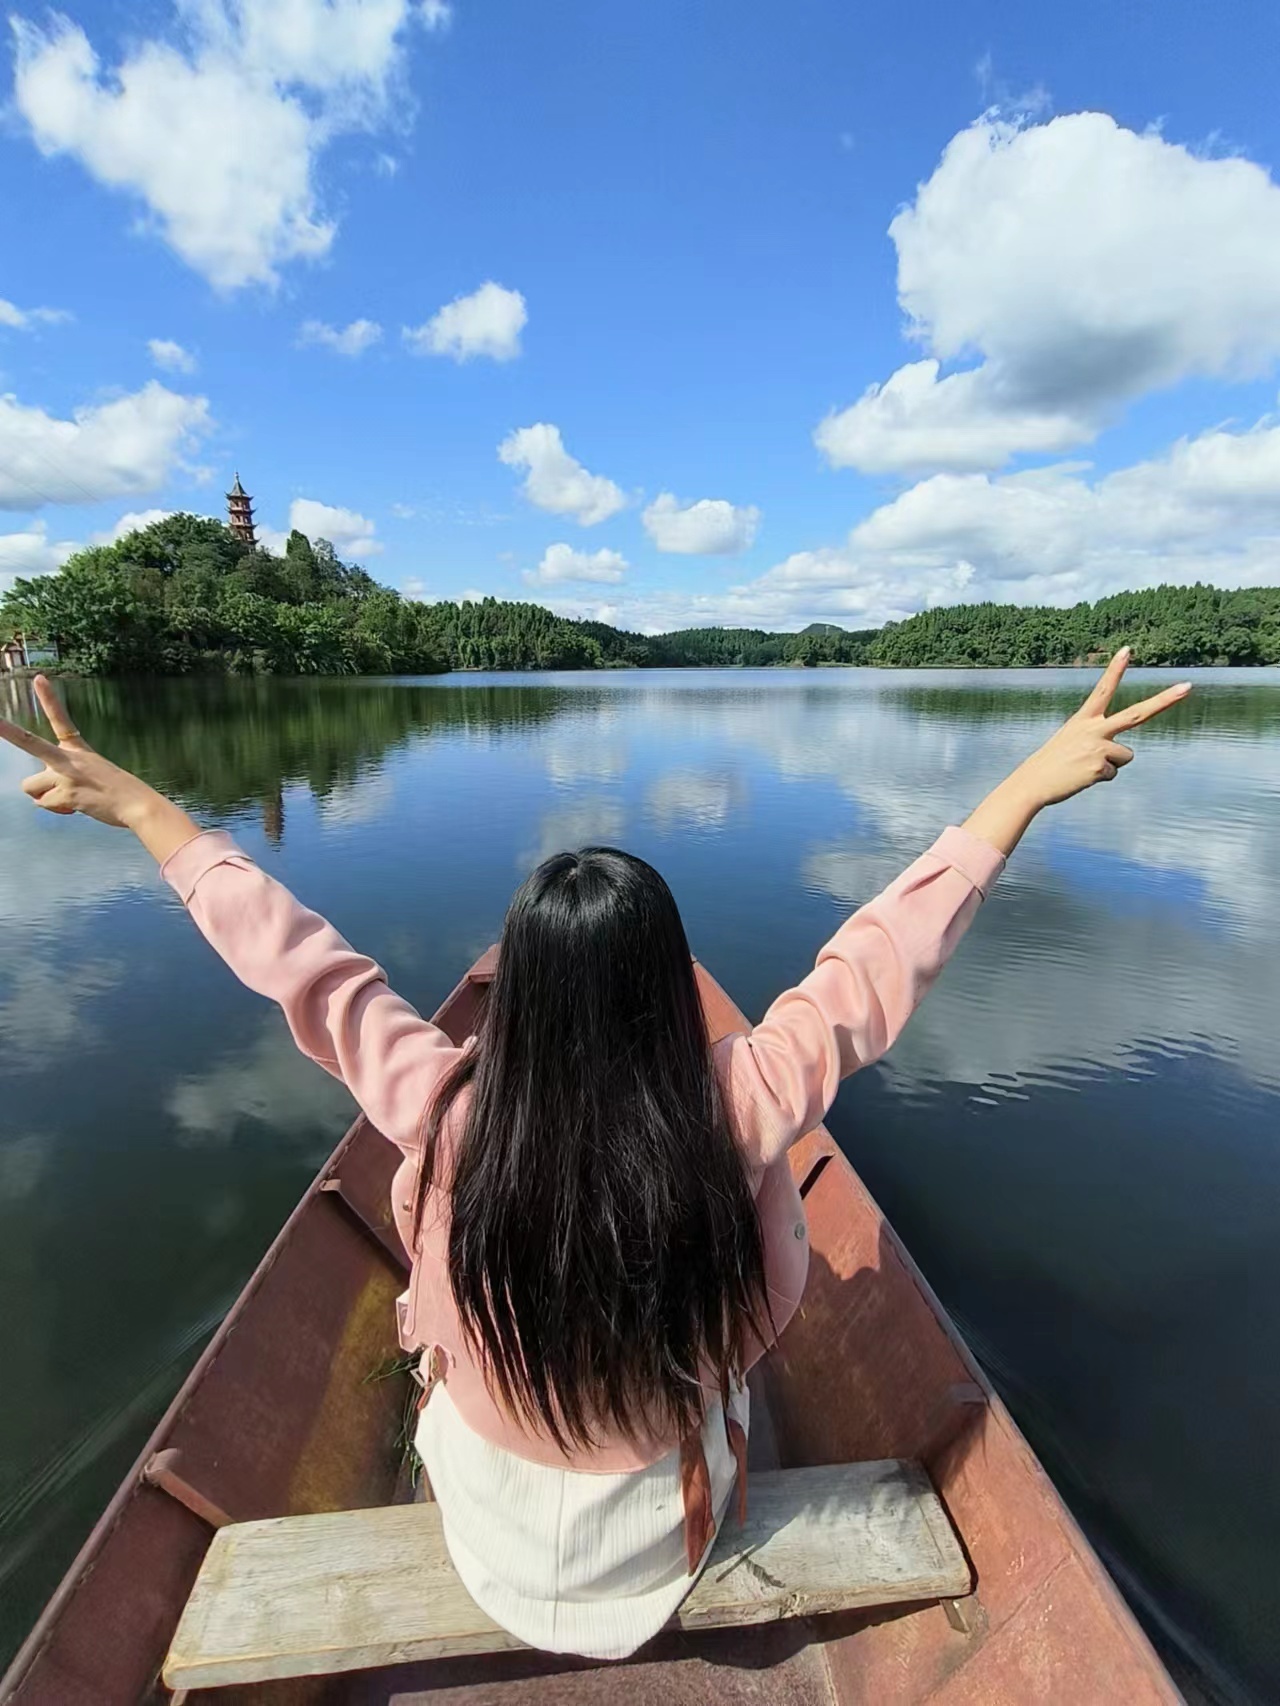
(0, 654), (1189, 1659)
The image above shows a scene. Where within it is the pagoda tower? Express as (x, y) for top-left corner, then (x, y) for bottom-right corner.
(226, 473), (257, 548)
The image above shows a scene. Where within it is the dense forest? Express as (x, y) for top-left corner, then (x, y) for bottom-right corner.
(872, 585), (1280, 667)
(3, 514), (1278, 674)
(0, 516), (571, 675)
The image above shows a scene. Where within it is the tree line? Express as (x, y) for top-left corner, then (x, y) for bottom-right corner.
(3, 514), (1277, 674)
(871, 585), (1280, 668)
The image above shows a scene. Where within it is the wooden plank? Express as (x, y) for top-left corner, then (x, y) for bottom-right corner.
(164, 1460), (970, 1690)
(677, 1461), (970, 1630)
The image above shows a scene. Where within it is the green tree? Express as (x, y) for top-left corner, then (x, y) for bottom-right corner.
(281, 530), (320, 603)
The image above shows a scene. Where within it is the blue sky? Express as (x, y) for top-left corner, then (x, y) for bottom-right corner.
(2, 0), (1279, 632)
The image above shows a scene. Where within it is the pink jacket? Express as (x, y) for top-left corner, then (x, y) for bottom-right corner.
(162, 824), (1004, 1472)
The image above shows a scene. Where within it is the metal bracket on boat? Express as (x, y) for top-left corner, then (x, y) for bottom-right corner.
(319, 1175), (411, 1272)
(942, 1592), (982, 1636)
(921, 1382), (987, 1468)
(142, 1450), (234, 1530)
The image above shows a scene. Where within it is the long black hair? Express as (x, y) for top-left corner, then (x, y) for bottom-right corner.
(414, 845), (769, 1451)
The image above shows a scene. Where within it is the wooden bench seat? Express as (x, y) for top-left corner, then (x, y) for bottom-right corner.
(164, 1460), (971, 1691)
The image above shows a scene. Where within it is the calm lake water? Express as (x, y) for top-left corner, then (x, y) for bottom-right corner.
(1, 667), (1278, 1698)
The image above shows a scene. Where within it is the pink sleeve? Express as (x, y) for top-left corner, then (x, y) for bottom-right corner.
(162, 831), (461, 1156)
(717, 826), (1004, 1170)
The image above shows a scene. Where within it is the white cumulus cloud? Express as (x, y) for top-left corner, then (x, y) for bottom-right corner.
(540, 413), (1280, 634)
(281, 496), (382, 559)
(642, 493), (761, 555)
(0, 382), (211, 511)
(404, 282), (527, 362)
(10, 1), (440, 291)
(816, 359), (1089, 476)
(91, 509), (175, 544)
(524, 543), (629, 586)
(297, 317), (383, 356)
(533, 595), (624, 626)
(148, 338), (196, 374)
(0, 297), (70, 330)
(818, 111), (1280, 475)
(0, 522), (80, 590)
(498, 424), (626, 526)
(746, 418), (1280, 626)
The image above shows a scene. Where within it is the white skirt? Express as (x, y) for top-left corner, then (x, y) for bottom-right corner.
(415, 1381), (748, 1661)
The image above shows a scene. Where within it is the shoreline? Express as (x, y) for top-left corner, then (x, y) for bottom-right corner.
(3, 658), (1272, 684)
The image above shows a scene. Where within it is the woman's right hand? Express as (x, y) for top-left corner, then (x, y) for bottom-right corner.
(963, 648), (1192, 856)
(1012, 647), (1191, 808)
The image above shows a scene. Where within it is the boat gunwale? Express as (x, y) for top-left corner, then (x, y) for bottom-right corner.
(0, 956), (492, 1703)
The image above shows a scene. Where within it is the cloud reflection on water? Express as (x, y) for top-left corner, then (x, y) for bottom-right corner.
(165, 1021), (354, 1145)
(645, 768), (744, 833)
(522, 796), (627, 868)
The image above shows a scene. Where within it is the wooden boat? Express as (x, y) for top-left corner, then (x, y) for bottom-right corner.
(0, 951), (1181, 1705)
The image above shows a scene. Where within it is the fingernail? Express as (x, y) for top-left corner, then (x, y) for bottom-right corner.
(1175, 681), (1192, 692)
(1119, 646), (1131, 659)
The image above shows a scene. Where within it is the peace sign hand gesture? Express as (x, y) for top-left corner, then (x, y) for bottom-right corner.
(1014, 648), (1192, 808)
(0, 675), (155, 829)
(963, 648), (1193, 857)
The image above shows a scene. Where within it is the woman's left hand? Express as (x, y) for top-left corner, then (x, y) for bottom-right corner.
(0, 676), (158, 827)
